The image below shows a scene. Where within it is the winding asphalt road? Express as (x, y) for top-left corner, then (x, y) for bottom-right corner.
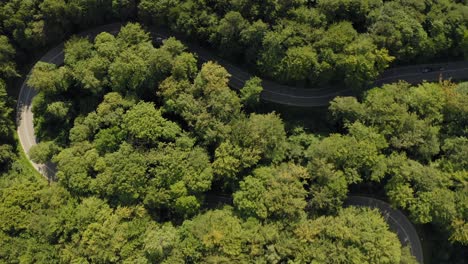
(16, 24), (122, 179)
(18, 23), (464, 263)
(153, 27), (468, 107)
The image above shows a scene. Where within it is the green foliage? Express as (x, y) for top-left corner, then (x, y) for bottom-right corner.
(233, 164), (308, 221)
(170, 208), (281, 263)
(289, 6), (326, 27)
(138, 0), (175, 24)
(96, 144), (156, 205)
(368, 2), (431, 61)
(0, 35), (18, 78)
(171, 52), (198, 81)
(257, 29), (290, 80)
(30, 93), (72, 142)
(385, 153), (450, 223)
(118, 22), (151, 47)
(330, 81), (467, 245)
(0, 172), (71, 261)
(123, 102), (181, 145)
(384, 153), (467, 244)
(105, 24), (154, 93)
(315, 22), (358, 53)
(212, 113), (287, 185)
(28, 141), (61, 164)
(463, 29), (468, 58)
(308, 122), (388, 183)
(94, 92), (135, 128)
(212, 140), (257, 182)
(51, 86), (213, 216)
(236, 113), (288, 163)
(0, 80), (13, 142)
(330, 82), (451, 161)
(169, 207), (412, 263)
(0, 144), (15, 171)
(175, 209), (246, 261)
(28, 62), (69, 93)
(29, 24), (194, 142)
(142, 143), (213, 216)
(64, 36), (94, 66)
(54, 141), (98, 196)
(338, 36), (394, 90)
(160, 61), (242, 145)
(239, 19), (269, 65)
(93, 126), (127, 154)
(46, 101), (71, 121)
(94, 32), (118, 58)
(0, 79), (15, 172)
(213, 11), (248, 58)
(109, 46), (149, 92)
(65, 36), (108, 93)
(285, 127), (319, 164)
(143, 0), (468, 87)
(439, 137), (468, 172)
(61, 201), (151, 263)
(304, 123), (388, 213)
(2, 0), (465, 88)
(444, 82), (468, 137)
(192, 62), (242, 124)
(3, 5), (468, 260)
(160, 37), (186, 57)
(240, 77), (263, 108)
(307, 158), (348, 213)
(143, 223), (179, 263)
(293, 207), (403, 263)
(317, 0), (383, 25)
(280, 46), (319, 82)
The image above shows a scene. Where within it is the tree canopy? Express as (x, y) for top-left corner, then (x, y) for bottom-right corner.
(1, 1), (467, 261)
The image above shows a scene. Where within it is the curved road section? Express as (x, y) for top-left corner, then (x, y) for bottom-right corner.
(153, 27), (468, 107)
(345, 196), (424, 264)
(17, 24), (122, 179)
(18, 23), (461, 263)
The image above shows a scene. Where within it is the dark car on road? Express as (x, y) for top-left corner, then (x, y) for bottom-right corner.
(422, 67), (433, 73)
(155, 37), (165, 45)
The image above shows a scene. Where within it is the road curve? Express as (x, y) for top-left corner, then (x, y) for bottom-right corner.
(17, 24), (123, 180)
(17, 23), (454, 263)
(345, 196), (424, 264)
(17, 23), (468, 177)
(152, 27), (468, 107)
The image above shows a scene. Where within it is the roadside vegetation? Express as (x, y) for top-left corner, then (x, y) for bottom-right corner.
(0, 1), (467, 263)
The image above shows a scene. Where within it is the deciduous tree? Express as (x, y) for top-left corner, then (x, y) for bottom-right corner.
(233, 164), (308, 222)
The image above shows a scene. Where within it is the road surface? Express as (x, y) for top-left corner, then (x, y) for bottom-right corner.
(18, 23), (462, 264)
(16, 24), (122, 179)
(17, 23), (468, 176)
(152, 27), (468, 107)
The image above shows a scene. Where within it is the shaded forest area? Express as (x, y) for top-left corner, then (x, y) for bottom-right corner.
(0, 1), (467, 263)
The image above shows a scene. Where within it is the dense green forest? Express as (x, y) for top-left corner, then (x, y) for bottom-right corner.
(0, 0), (467, 263)
(1, 0), (468, 87)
